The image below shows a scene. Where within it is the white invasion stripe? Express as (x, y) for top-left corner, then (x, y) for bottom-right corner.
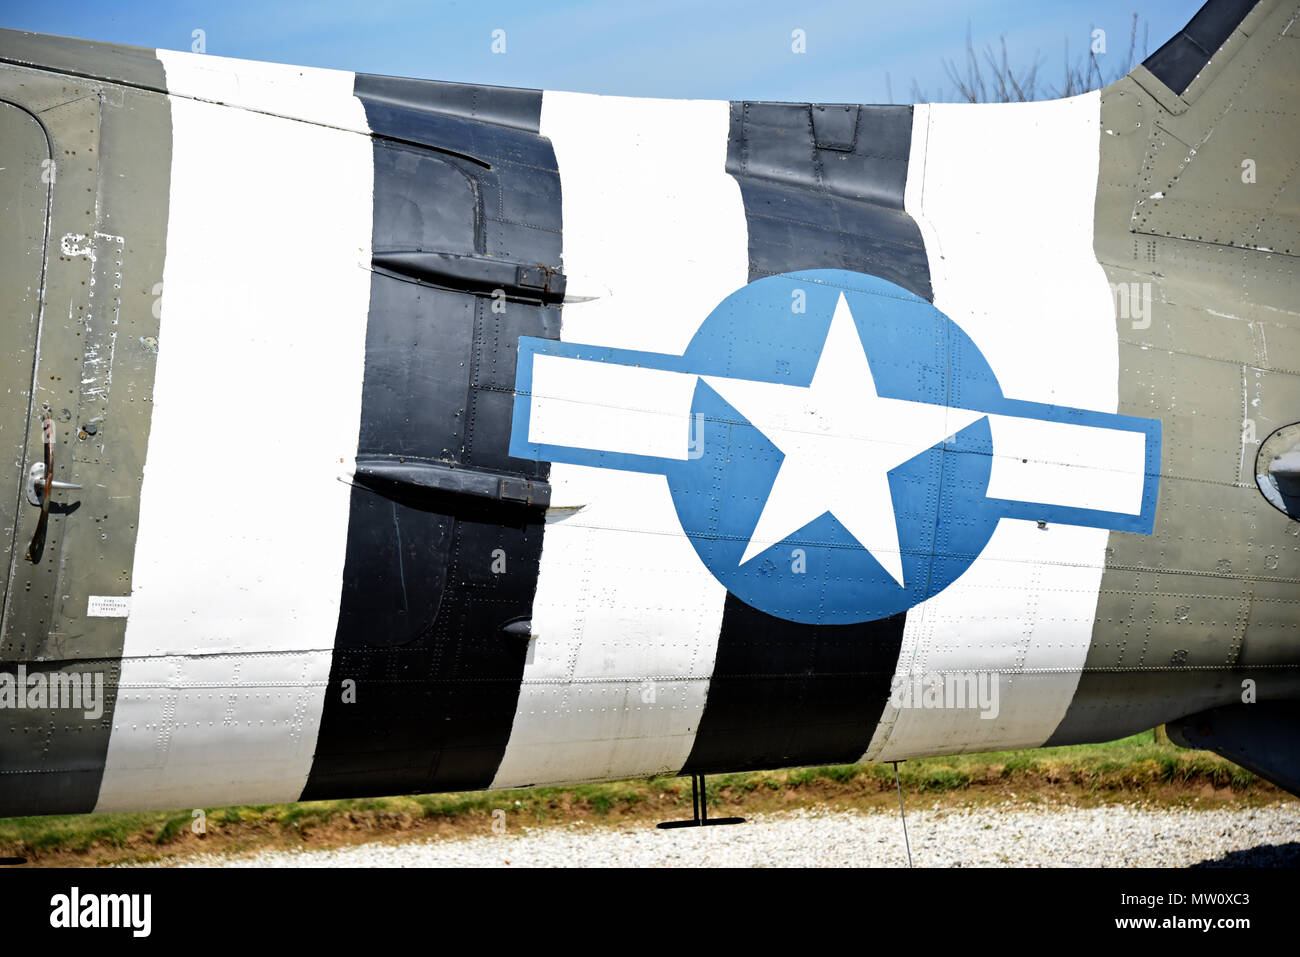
(866, 93), (1112, 761)
(528, 354), (698, 460)
(93, 61), (373, 812)
(491, 91), (745, 788)
(532, 93), (747, 356)
(151, 47), (370, 132)
(904, 97), (1118, 413)
(986, 414), (1147, 515)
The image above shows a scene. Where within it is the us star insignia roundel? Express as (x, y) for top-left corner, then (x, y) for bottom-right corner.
(511, 269), (1161, 625)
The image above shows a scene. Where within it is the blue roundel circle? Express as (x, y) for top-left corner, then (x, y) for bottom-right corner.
(662, 269), (1005, 625)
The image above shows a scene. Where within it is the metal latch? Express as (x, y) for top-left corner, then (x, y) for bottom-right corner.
(26, 461), (82, 507)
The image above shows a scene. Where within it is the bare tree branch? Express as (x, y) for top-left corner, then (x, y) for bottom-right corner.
(906, 12), (1150, 103)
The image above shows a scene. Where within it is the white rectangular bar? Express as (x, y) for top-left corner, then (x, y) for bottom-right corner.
(528, 353), (698, 461)
(986, 413), (1147, 515)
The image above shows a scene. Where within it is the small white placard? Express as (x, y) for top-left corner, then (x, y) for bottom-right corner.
(88, 595), (131, 618)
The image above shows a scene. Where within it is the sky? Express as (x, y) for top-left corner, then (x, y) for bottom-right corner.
(2, 0), (1204, 103)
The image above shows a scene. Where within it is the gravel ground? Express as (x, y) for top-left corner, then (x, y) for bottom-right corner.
(164, 803), (1300, 868)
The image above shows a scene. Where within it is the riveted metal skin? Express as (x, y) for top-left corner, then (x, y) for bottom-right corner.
(1047, 0), (1300, 745)
(0, 36), (170, 815)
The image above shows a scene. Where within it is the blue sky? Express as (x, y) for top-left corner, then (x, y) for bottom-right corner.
(4, 0), (1202, 102)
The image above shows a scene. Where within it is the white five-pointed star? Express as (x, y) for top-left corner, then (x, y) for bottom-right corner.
(703, 293), (983, 586)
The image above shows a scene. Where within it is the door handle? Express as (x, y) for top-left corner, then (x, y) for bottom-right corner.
(25, 412), (79, 564)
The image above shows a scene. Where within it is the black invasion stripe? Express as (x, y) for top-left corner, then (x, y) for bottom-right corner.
(300, 75), (562, 801)
(1142, 0), (1258, 97)
(681, 103), (926, 775)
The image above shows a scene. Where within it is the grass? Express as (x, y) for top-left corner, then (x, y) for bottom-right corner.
(0, 731), (1281, 865)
